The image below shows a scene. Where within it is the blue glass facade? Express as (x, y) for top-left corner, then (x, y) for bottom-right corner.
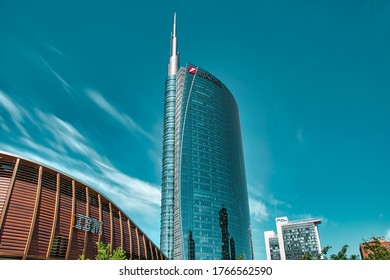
(171, 64), (251, 260)
(160, 14), (251, 260)
(160, 74), (176, 259)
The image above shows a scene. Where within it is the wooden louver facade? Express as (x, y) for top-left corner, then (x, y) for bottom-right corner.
(0, 152), (165, 260)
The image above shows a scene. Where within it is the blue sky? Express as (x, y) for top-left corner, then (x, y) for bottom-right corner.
(1, 1), (389, 259)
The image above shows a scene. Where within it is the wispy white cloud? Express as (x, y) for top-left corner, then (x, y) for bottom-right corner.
(0, 116), (11, 133)
(96, 163), (161, 208)
(0, 93), (161, 233)
(386, 229), (390, 240)
(64, 162), (161, 223)
(247, 182), (266, 199)
(36, 54), (73, 95)
(0, 123), (10, 133)
(86, 89), (155, 141)
(0, 90), (24, 122)
(247, 182), (269, 223)
(249, 197), (269, 223)
(247, 182), (293, 223)
(35, 109), (103, 161)
(0, 141), (94, 179)
(268, 194), (292, 211)
(0, 90), (30, 137)
(46, 44), (66, 58)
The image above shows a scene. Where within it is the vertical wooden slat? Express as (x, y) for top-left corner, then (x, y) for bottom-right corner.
(119, 211), (123, 249)
(65, 180), (76, 260)
(154, 246), (158, 260)
(0, 158), (20, 232)
(127, 220), (132, 260)
(109, 202), (113, 253)
(98, 194), (102, 243)
(83, 187), (90, 256)
(149, 240), (154, 260)
(136, 227), (140, 259)
(149, 240), (157, 260)
(46, 173), (60, 259)
(23, 165), (43, 259)
(142, 234), (148, 260)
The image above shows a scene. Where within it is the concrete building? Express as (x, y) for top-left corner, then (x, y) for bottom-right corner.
(265, 216), (322, 260)
(264, 230), (281, 260)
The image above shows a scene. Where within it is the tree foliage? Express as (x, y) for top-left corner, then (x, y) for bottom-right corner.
(328, 245), (359, 260)
(301, 245), (330, 260)
(301, 245), (359, 260)
(302, 237), (390, 260)
(361, 237), (390, 260)
(95, 242), (127, 260)
(79, 242), (127, 260)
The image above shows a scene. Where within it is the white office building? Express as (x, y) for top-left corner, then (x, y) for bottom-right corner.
(264, 217), (322, 260)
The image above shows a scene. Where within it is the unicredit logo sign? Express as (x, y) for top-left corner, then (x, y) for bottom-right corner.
(188, 65), (222, 88)
(188, 66), (197, 74)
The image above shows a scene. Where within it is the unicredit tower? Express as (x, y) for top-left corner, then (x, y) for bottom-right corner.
(160, 14), (252, 260)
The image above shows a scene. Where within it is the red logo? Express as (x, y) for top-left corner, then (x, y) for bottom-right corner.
(188, 66), (197, 74)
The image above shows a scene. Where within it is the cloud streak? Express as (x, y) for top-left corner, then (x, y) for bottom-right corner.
(86, 89), (155, 141)
(0, 90), (24, 122)
(0, 90), (161, 231)
(0, 90), (31, 137)
(249, 197), (269, 223)
(0, 116), (11, 133)
(36, 54), (74, 95)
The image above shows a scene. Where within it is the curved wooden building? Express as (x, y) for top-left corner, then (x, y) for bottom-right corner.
(0, 151), (165, 260)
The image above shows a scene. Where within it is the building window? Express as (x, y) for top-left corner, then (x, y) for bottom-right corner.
(50, 236), (69, 259)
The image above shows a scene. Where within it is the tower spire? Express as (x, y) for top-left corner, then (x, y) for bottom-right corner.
(168, 13), (179, 75)
(173, 12), (177, 38)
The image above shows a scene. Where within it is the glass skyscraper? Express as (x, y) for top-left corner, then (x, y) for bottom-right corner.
(160, 14), (252, 260)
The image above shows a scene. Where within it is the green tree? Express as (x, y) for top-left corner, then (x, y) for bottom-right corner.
(79, 242), (127, 260)
(329, 245), (359, 260)
(301, 245), (331, 260)
(78, 254), (88, 260)
(301, 245), (359, 260)
(95, 242), (127, 260)
(361, 237), (390, 260)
